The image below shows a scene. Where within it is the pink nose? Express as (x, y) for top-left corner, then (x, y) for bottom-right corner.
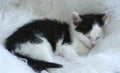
(91, 42), (95, 47)
(91, 44), (95, 47)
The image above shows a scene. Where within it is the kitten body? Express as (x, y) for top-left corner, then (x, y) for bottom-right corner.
(5, 12), (105, 71)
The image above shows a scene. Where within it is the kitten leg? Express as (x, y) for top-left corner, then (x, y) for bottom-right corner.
(56, 44), (79, 59)
(16, 38), (62, 70)
(16, 38), (56, 62)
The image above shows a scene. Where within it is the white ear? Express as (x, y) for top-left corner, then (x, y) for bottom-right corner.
(71, 12), (81, 26)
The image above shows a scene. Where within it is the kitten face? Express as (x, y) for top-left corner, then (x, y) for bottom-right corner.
(71, 12), (105, 48)
(85, 24), (104, 47)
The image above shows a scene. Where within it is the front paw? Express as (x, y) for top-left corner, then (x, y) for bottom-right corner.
(85, 41), (92, 49)
(56, 45), (79, 59)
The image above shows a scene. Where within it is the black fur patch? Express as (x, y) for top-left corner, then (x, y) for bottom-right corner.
(75, 14), (105, 34)
(5, 19), (71, 52)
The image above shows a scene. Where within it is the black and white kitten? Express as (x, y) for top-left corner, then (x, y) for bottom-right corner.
(68, 12), (105, 56)
(5, 12), (105, 71)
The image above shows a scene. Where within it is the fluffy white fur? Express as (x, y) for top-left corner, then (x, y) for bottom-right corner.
(0, 0), (120, 73)
(0, 44), (35, 73)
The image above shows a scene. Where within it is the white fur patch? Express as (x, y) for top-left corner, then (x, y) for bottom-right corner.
(89, 23), (104, 40)
(15, 37), (54, 62)
(86, 23), (105, 47)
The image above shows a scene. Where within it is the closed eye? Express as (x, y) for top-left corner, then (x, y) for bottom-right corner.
(96, 37), (100, 40)
(87, 36), (91, 39)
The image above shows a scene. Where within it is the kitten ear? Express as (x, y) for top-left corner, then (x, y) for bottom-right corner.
(102, 14), (107, 22)
(71, 12), (82, 26)
(97, 14), (105, 21)
(97, 14), (106, 26)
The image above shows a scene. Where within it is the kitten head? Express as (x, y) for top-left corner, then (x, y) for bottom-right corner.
(71, 12), (105, 48)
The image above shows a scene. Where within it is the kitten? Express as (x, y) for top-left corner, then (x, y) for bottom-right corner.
(4, 12), (105, 71)
(69, 12), (105, 56)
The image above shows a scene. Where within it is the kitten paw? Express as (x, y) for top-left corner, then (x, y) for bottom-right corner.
(56, 45), (79, 59)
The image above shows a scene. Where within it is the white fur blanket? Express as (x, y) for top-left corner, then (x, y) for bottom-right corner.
(0, 0), (120, 73)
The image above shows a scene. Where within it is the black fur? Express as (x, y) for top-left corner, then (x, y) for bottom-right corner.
(5, 19), (71, 71)
(16, 54), (62, 71)
(75, 14), (105, 34)
(5, 19), (71, 52)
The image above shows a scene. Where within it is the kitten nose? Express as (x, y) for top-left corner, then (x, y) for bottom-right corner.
(91, 42), (95, 47)
(92, 44), (95, 47)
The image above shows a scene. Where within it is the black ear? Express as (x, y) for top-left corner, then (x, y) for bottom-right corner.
(97, 14), (105, 19)
(96, 14), (105, 26)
